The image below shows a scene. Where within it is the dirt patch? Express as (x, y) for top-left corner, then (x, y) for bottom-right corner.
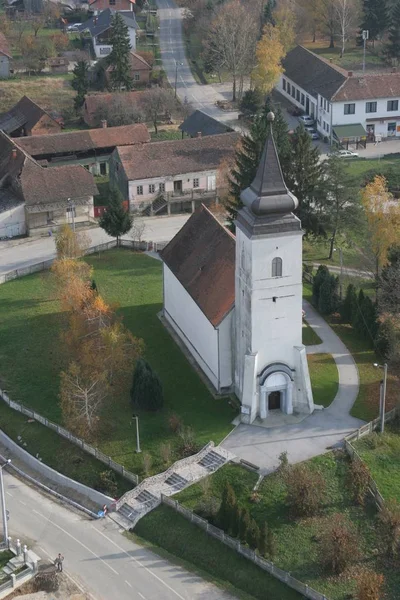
(5, 562), (89, 599)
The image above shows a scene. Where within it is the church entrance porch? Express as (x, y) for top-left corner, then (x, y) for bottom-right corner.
(268, 391), (281, 410)
(259, 367), (294, 420)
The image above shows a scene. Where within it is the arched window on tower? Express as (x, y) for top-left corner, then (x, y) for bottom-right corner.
(272, 257), (282, 277)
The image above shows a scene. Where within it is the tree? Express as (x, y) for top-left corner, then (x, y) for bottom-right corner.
(266, 527), (276, 559)
(273, 1), (297, 52)
(356, 570), (385, 600)
(359, 0), (387, 46)
(72, 60), (90, 112)
(340, 283), (357, 323)
(320, 513), (360, 574)
(130, 358), (164, 411)
(205, 0), (258, 101)
(284, 463), (326, 517)
(347, 458), (371, 505)
(54, 224), (90, 259)
(298, 0), (324, 42)
(318, 273), (339, 315)
(251, 24), (285, 93)
(100, 322), (144, 388)
(334, 0), (359, 57)
(246, 518), (260, 550)
(263, 0), (276, 24)
(361, 175), (400, 280)
(285, 126), (325, 235)
(94, 92), (145, 127)
(258, 522), (268, 556)
(312, 264), (330, 305)
(239, 88), (264, 116)
(217, 483), (237, 532)
(239, 509), (251, 542)
(322, 153), (361, 258)
(107, 13), (133, 91)
(21, 36), (54, 74)
(99, 188), (133, 244)
(140, 88), (175, 134)
(386, 1), (400, 62)
(320, 0), (338, 47)
(379, 499), (400, 558)
(31, 14), (46, 37)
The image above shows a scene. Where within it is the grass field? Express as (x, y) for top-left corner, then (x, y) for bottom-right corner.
(138, 456), (400, 600)
(302, 40), (387, 71)
(353, 422), (400, 502)
(0, 74), (74, 113)
(307, 353), (338, 408)
(302, 319), (322, 345)
(0, 250), (235, 479)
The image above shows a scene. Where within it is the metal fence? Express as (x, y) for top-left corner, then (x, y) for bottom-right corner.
(161, 495), (330, 600)
(0, 388), (138, 486)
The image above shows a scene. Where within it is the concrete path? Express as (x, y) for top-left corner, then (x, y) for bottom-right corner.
(222, 300), (364, 474)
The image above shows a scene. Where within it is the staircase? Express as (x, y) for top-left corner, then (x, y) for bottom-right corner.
(141, 195), (168, 217)
(109, 443), (235, 530)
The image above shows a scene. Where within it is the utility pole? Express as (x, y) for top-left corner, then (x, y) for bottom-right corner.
(362, 30), (369, 73)
(0, 460), (11, 545)
(174, 60), (183, 98)
(67, 198), (75, 232)
(333, 247), (344, 299)
(374, 362), (388, 433)
(131, 415), (141, 453)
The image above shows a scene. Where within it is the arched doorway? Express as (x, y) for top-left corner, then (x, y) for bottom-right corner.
(268, 390), (281, 410)
(259, 366), (294, 420)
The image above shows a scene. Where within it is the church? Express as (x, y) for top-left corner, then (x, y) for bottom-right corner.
(160, 116), (314, 424)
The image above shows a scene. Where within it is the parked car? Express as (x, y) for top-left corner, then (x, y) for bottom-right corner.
(298, 115), (315, 126)
(287, 105), (303, 116)
(338, 149), (359, 158)
(67, 23), (81, 32)
(306, 129), (319, 140)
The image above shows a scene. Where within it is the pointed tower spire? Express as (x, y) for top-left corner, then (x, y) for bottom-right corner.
(240, 112), (298, 216)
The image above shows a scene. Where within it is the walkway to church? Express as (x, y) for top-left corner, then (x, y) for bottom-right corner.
(221, 300), (364, 474)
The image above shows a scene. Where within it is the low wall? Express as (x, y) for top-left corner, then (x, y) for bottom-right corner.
(0, 429), (112, 510)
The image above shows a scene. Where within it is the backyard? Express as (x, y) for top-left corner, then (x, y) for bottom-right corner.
(302, 39), (388, 72)
(0, 249), (235, 483)
(136, 456), (399, 600)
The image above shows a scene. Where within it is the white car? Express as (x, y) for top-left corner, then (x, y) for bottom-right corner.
(307, 129), (319, 140)
(67, 23), (81, 32)
(298, 115), (315, 126)
(338, 149), (359, 158)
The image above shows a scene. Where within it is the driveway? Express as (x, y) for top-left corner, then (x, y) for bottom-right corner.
(222, 301), (363, 473)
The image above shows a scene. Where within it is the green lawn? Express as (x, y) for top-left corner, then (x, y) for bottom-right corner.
(307, 353), (338, 408)
(353, 423), (400, 502)
(164, 458), (399, 600)
(302, 40), (386, 71)
(134, 504), (301, 600)
(302, 319), (322, 345)
(0, 250), (235, 480)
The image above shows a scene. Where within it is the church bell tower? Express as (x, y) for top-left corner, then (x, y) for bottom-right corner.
(234, 113), (313, 424)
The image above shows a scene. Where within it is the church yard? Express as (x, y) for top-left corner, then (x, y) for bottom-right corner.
(136, 456), (400, 600)
(306, 353), (339, 408)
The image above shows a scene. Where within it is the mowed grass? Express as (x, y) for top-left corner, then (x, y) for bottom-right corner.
(302, 319), (322, 345)
(307, 353), (338, 408)
(0, 250), (235, 478)
(302, 40), (387, 71)
(353, 423), (400, 502)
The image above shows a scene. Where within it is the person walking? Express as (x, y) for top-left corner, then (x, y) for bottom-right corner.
(55, 553), (64, 572)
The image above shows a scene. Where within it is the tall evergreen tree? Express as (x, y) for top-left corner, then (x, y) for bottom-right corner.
(99, 188), (133, 244)
(312, 265), (330, 306)
(359, 0), (387, 45)
(246, 518), (260, 550)
(318, 274), (340, 315)
(285, 125), (325, 235)
(217, 484), (237, 532)
(386, 1), (400, 61)
(227, 99), (290, 231)
(239, 509), (251, 542)
(130, 358), (164, 411)
(72, 60), (89, 111)
(352, 289), (366, 333)
(258, 522), (268, 556)
(263, 0), (276, 25)
(340, 283), (357, 323)
(107, 13), (133, 91)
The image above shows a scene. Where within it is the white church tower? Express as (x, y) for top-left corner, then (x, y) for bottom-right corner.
(234, 113), (314, 424)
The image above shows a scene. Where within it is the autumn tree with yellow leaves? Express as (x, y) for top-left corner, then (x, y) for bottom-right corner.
(251, 24), (285, 93)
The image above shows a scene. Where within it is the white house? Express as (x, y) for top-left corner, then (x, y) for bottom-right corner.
(0, 32), (11, 79)
(79, 9), (138, 58)
(110, 132), (239, 216)
(277, 45), (400, 145)
(160, 122), (314, 424)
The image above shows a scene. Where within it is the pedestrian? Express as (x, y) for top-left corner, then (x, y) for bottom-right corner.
(55, 553), (64, 572)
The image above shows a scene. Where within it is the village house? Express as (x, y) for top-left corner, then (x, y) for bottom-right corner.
(179, 110), (234, 138)
(106, 51), (152, 86)
(89, 0), (135, 15)
(0, 32), (11, 78)
(79, 9), (138, 58)
(18, 123), (150, 175)
(110, 132), (239, 216)
(0, 132), (98, 238)
(0, 96), (62, 138)
(277, 45), (400, 146)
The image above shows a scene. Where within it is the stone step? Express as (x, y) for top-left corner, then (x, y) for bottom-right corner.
(165, 472), (188, 491)
(136, 490), (158, 504)
(198, 450), (226, 471)
(118, 503), (139, 522)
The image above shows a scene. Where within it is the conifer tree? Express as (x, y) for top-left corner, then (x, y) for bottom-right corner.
(352, 289), (366, 333)
(266, 527), (276, 559)
(359, 0), (387, 45)
(340, 283), (357, 323)
(130, 358), (164, 411)
(386, 2), (400, 62)
(318, 274), (339, 315)
(246, 518), (260, 550)
(258, 522), (268, 556)
(217, 484), (237, 532)
(72, 60), (89, 111)
(107, 13), (133, 91)
(99, 188), (133, 244)
(312, 265), (330, 306)
(231, 503), (241, 538)
(239, 509), (251, 542)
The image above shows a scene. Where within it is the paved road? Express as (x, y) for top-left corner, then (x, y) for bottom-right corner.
(222, 300), (364, 473)
(5, 469), (235, 600)
(0, 215), (190, 276)
(156, 0), (239, 126)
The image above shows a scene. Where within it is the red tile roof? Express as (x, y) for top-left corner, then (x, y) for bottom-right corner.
(0, 32), (11, 59)
(161, 205), (235, 327)
(18, 123), (150, 157)
(332, 72), (400, 101)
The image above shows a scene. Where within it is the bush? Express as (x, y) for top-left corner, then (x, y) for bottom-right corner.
(168, 413), (183, 433)
(131, 359), (164, 411)
(258, 522), (268, 557)
(320, 513), (360, 574)
(160, 442), (172, 466)
(177, 426), (199, 458)
(284, 463), (326, 518)
(356, 570), (385, 600)
(240, 88), (264, 115)
(195, 496), (220, 522)
(217, 483), (237, 533)
(142, 452), (153, 477)
(95, 470), (118, 497)
(379, 499), (400, 558)
(347, 459), (371, 505)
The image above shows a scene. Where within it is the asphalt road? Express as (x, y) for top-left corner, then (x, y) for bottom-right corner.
(156, 0), (239, 124)
(5, 469), (235, 600)
(0, 215), (190, 275)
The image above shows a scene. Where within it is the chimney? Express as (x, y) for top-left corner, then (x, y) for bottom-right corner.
(197, 131), (202, 138)
(101, 119), (107, 128)
(348, 71), (353, 77)
(12, 148), (17, 159)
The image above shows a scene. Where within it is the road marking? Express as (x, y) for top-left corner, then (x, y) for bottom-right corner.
(138, 592), (146, 599)
(125, 579), (132, 587)
(19, 500), (27, 506)
(32, 510), (119, 576)
(37, 545), (98, 600)
(92, 526), (185, 600)
(6, 492), (13, 497)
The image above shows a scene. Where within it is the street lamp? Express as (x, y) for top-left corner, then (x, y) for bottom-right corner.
(174, 60), (183, 98)
(373, 362), (388, 433)
(362, 30), (369, 73)
(67, 197), (75, 232)
(0, 460), (11, 545)
(131, 415), (141, 453)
